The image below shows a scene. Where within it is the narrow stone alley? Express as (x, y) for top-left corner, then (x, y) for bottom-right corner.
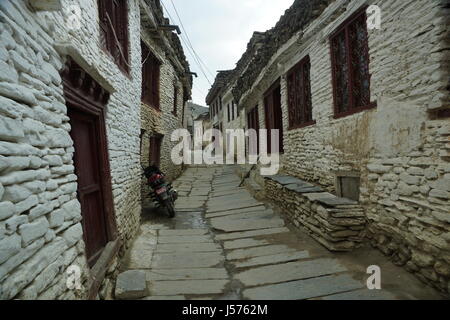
(116, 166), (442, 300)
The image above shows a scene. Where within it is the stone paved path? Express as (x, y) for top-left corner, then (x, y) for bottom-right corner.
(116, 166), (442, 300)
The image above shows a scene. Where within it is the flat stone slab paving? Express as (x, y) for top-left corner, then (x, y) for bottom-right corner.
(146, 268), (229, 281)
(215, 227), (290, 241)
(151, 252), (224, 269)
(156, 243), (221, 253)
(210, 217), (285, 232)
(209, 210), (275, 222)
(149, 280), (229, 296)
(157, 235), (214, 244)
(223, 238), (270, 250)
(205, 206), (267, 219)
(125, 249), (154, 269)
(115, 270), (148, 300)
(226, 245), (297, 261)
(158, 229), (209, 236)
(235, 258), (347, 286)
(234, 251), (310, 269)
(242, 274), (364, 300)
(320, 289), (398, 300)
(143, 296), (186, 300)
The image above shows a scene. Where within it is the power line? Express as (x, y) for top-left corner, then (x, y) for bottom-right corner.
(160, 0), (213, 86)
(169, 0), (215, 80)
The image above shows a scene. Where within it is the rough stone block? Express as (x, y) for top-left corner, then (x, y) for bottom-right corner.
(0, 234), (21, 264)
(0, 82), (36, 106)
(115, 270), (148, 300)
(0, 201), (15, 220)
(18, 216), (49, 246)
(62, 223), (83, 247)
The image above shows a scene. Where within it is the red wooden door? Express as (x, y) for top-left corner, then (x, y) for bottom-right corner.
(150, 135), (162, 167)
(264, 83), (284, 153)
(69, 108), (109, 266)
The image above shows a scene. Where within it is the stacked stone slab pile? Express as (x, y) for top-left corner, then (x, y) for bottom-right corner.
(264, 175), (366, 252)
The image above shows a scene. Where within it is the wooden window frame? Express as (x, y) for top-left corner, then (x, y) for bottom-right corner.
(287, 56), (315, 130)
(330, 7), (376, 119)
(98, 0), (130, 74)
(141, 41), (161, 110)
(227, 104), (231, 122)
(173, 83), (178, 116)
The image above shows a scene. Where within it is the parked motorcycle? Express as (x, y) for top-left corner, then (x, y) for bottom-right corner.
(143, 165), (178, 218)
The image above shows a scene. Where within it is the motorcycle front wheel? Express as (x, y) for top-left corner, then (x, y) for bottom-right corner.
(165, 200), (176, 218)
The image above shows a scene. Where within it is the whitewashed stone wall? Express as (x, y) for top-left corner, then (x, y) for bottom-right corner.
(239, 0), (450, 293)
(0, 0), (142, 299)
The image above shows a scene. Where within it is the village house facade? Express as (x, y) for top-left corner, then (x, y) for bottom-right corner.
(139, 0), (192, 199)
(0, 0), (191, 300)
(210, 0), (450, 294)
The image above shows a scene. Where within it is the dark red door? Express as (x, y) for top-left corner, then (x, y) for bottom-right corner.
(69, 108), (109, 266)
(150, 135), (162, 167)
(264, 82), (284, 153)
(247, 107), (260, 155)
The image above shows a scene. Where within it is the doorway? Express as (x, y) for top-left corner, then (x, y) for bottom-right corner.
(62, 59), (117, 267)
(264, 80), (284, 154)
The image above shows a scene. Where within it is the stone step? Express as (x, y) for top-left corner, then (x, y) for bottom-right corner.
(115, 270), (148, 300)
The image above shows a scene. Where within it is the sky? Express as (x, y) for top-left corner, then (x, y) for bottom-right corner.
(160, 0), (295, 106)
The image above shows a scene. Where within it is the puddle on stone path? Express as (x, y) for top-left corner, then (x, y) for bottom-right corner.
(142, 205), (208, 230)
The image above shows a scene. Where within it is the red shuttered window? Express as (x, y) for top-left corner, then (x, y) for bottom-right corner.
(330, 8), (375, 118)
(141, 42), (161, 109)
(287, 56), (314, 129)
(98, 0), (129, 73)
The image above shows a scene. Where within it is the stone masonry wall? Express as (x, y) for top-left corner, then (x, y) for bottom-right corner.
(140, 32), (184, 201)
(0, 0), (142, 299)
(238, 0), (450, 293)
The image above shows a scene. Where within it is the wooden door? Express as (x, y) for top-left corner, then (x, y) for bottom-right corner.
(247, 107), (260, 155)
(264, 82), (284, 153)
(150, 135), (162, 167)
(62, 58), (117, 268)
(69, 108), (109, 265)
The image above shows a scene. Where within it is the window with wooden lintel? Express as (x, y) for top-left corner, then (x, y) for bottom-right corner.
(141, 41), (161, 109)
(287, 56), (314, 129)
(330, 7), (375, 119)
(227, 104), (231, 122)
(98, 0), (129, 73)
